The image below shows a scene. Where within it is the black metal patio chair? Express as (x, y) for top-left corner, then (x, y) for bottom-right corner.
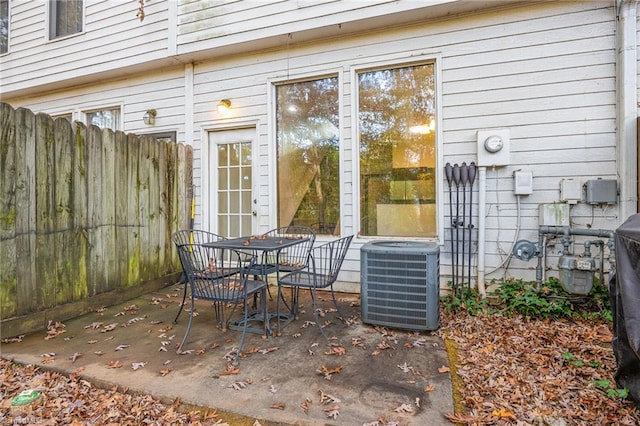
(276, 234), (353, 338)
(172, 230), (227, 324)
(244, 225), (316, 298)
(176, 243), (267, 364)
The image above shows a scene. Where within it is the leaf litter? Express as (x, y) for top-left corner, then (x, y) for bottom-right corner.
(439, 310), (640, 425)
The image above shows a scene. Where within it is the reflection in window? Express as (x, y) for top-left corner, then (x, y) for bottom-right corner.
(276, 77), (340, 235)
(50, 0), (83, 39)
(142, 131), (176, 143)
(86, 108), (121, 131)
(358, 63), (436, 237)
(0, 0), (8, 54)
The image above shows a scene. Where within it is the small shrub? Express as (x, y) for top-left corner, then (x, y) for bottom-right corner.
(442, 277), (612, 321)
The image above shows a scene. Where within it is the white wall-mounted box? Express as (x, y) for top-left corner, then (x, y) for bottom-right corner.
(477, 129), (510, 167)
(539, 203), (570, 227)
(514, 170), (533, 195)
(560, 179), (582, 204)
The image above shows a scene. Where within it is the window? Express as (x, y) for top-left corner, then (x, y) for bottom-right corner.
(358, 63), (436, 237)
(50, 0), (83, 40)
(276, 77), (340, 235)
(85, 107), (121, 131)
(0, 0), (8, 54)
(52, 113), (73, 123)
(142, 131), (176, 143)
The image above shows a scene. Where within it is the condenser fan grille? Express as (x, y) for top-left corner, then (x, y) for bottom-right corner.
(361, 242), (440, 330)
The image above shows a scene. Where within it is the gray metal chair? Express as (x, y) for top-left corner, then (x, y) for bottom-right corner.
(276, 234), (353, 337)
(176, 243), (267, 364)
(245, 225), (316, 298)
(172, 230), (227, 324)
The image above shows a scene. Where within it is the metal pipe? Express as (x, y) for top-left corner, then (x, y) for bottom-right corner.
(477, 166), (487, 297)
(535, 226), (615, 289)
(468, 162), (477, 296)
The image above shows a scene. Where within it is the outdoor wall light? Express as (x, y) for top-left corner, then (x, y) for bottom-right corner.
(217, 99), (231, 114)
(143, 109), (157, 125)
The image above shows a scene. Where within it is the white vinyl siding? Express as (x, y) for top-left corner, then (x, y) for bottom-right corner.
(189, 1), (617, 286)
(2, 0), (171, 95)
(2, 1), (623, 289)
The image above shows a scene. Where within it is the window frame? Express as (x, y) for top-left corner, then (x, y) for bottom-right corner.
(139, 131), (177, 143)
(0, 0), (9, 55)
(83, 105), (122, 131)
(351, 55), (444, 243)
(268, 70), (345, 237)
(48, 0), (84, 41)
(273, 74), (342, 235)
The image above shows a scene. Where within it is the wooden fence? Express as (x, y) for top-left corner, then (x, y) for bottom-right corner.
(0, 102), (192, 337)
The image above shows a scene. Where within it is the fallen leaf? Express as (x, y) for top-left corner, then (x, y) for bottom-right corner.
(106, 360), (123, 369)
(270, 403), (285, 410)
(325, 346), (346, 356)
(394, 403), (414, 413)
(131, 362), (147, 370)
(438, 365), (450, 373)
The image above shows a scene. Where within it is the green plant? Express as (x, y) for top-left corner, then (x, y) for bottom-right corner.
(492, 279), (573, 319)
(562, 352), (584, 367)
(592, 379), (629, 399)
(489, 277), (613, 321)
(441, 289), (493, 315)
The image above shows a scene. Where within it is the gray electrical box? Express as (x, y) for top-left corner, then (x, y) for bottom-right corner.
(584, 179), (617, 205)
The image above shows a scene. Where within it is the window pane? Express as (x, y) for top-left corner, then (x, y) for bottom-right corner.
(358, 63), (436, 237)
(51, 0), (83, 39)
(0, 0), (8, 54)
(86, 108), (120, 131)
(276, 77), (340, 235)
(241, 166), (251, 189)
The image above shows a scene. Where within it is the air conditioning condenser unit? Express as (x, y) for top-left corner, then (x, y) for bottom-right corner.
(361, 241), (440, 331)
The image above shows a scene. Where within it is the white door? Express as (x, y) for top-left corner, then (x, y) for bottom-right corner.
(208, 128), (255, 238)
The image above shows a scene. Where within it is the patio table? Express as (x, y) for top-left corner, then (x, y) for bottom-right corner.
(203, 235), (310, 335)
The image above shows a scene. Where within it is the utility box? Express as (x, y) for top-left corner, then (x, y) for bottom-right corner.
(539, 203), (570, 227)
(361, 241), (440, 331)
(585, 179), (617, 205)
(560, 179), (582, 204)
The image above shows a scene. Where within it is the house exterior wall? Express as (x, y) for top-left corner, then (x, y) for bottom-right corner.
(1, 1), (634, 293)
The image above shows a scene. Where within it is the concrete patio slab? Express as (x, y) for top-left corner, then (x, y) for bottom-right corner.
(1, 283), (454, 425)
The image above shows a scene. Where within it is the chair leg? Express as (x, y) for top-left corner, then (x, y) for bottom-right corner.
(173, 282), (188, 324)
(178, 296), (195, 352)
(310, 288), (329, 340)
(329, 285), (348, 325)
(233, 296), (252, 365)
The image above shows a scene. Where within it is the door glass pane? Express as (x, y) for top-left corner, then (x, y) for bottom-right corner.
(241, 167), (251, 189)
(218, 192), (228, 213)
(276, 76), (340, 235)
(230, 191), (240, 214)
(229, 144), (240, 166)
(229, 168), (240, 190)
(358, 63), (436, 237)
(218, 145), (228, 165)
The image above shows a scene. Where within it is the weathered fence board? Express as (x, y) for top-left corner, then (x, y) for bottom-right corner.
(0, 102), (191, 336)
